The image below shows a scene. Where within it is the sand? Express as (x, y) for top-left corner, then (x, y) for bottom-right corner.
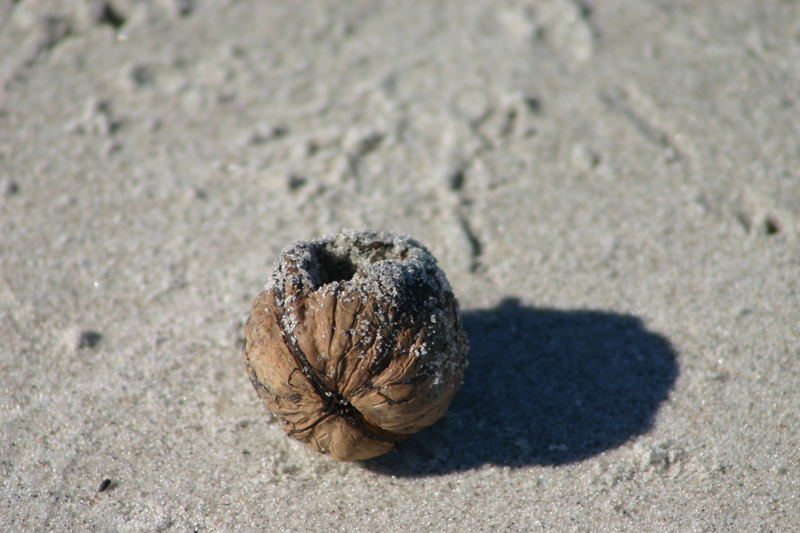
(1, 1), (798, 531)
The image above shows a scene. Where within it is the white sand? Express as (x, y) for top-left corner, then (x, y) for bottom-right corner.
(1, 1), (798, 531)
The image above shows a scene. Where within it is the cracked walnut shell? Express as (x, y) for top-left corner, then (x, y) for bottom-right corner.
(243, 230), (468, 461)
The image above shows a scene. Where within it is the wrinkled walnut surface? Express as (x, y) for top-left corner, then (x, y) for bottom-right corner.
(244, 230), (468, 461)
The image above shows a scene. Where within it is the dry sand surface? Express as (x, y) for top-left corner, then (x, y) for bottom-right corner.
(1, 1), (799, 531)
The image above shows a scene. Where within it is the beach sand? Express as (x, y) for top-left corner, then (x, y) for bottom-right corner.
(1, 1), (798, 531)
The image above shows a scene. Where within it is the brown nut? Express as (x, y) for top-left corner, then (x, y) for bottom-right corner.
(243, 229), (468, 461)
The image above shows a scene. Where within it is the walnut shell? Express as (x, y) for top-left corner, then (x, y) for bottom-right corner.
(243, 230), (468, 461)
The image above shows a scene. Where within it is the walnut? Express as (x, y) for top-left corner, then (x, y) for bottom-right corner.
(243, 230), (468, 461)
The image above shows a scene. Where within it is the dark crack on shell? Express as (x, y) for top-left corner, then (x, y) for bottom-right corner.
(274, 282), (406, 445)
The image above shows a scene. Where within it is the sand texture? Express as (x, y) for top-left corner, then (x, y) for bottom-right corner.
(1, 1), (798, 531)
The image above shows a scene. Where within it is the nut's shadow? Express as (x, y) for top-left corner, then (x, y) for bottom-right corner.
(364, 297), (678, 476)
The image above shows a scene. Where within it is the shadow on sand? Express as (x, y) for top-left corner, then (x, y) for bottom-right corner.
(364, 298), (678, 476)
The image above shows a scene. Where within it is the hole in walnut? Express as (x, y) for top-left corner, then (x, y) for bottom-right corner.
(316, 248), (357, 285)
